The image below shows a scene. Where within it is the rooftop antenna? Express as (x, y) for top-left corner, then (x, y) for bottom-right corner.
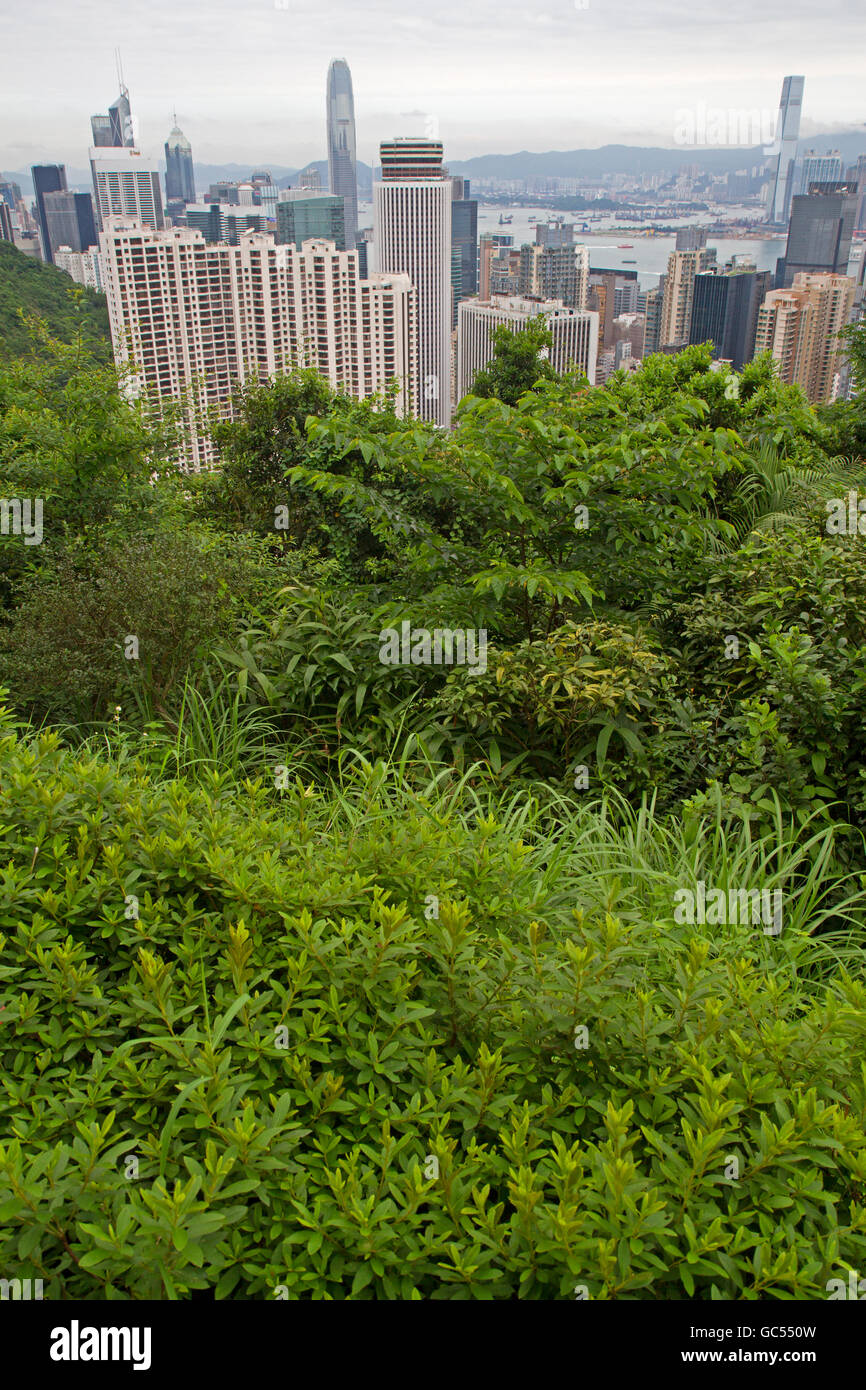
(115, 47), (128, 98)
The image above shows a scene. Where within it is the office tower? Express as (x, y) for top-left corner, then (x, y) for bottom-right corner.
(451, 180), (478, 302)
(374, 137), (452, 427)
(753, 273), (856, 403)
(298, 166), (322, 192)
(456, 296), (598, 400)
(90, 115), (113, 147)
(776, 184), (858, 287)
(165, 123), (196, 204)
(356, 227), (374, 279)
(849, 154), (866, 232)
(479, 233), (514, 301)
(689, 264), (772, 368)
(660, 246), (717, 346)
(207, 181), (241, 205)
(643, 279), (665, 356)
(0, 202), (13, 242)
(535, 219), (574, 249)
(91, 69), (136, 149)
(184, 203), (267, 243)
(766, 75), (805, 225)
(90, 148), (165, 230)
(41, 191), (98, 258)
(326, 59), (358, 248)
(675, 226), (708, 252)
(276, 193), (346, 250)
(31, 165), (67, 263)
(54, 246), (103, 290)
(100, 218), (416, 469)
(798, 150), (843, 195)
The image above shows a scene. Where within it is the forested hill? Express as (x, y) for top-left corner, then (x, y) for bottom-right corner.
(0, 240), (111, 361)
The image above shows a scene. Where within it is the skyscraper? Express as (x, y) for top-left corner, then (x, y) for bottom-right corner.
(276, 193), (346, 250)
(451, 178), (478, 309)
(326, 59), (358, 249)
(165, 123), (196, 204)
(660, 246), (717, 346)
(689, 263), (772, 367)
(90, 148), (165, 231)
(100, 217), (416, 469)
(798, 151), (843, 195)
(31, 164), (66, 263)
(374, 138), (452, 427)
(766, 75), (805, 225)
(776, 184), (858, 287)
(42, 191), (98, 257)
(91, 67), (136, 149)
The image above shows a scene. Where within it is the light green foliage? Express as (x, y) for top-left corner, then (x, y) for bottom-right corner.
(0, 709), (864, 1300)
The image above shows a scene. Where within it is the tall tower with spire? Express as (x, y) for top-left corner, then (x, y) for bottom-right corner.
(326, 59), (358, 248)
(165, 116), (196, 204)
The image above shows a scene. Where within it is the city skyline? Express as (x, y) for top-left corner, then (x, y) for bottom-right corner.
(2, 0), (865, 171)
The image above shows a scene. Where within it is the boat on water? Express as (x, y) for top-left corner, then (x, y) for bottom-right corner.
(622, 258), (637, 263)
(617, 243), (634, 248)
(499, 214), (513, 225)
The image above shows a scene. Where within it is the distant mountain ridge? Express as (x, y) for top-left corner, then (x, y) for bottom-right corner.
(5, 130), (864, 198)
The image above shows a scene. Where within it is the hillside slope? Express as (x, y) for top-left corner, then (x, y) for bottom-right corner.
(0, 240), (111, 362)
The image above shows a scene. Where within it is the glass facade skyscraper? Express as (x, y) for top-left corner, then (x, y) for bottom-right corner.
(165, 125), (196, 204)
(326, 59), (358, 249)
(766, 75), (805, 225)
(276, 194), (346, 250)
(31, 164), (67, 263)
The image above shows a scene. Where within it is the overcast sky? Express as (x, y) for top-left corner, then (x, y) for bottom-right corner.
(2, 0), (864, 172)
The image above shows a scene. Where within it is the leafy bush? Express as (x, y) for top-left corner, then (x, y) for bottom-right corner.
(0, 711), (864, 1300)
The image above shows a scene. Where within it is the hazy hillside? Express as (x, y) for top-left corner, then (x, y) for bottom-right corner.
(0, 241), (111, 361)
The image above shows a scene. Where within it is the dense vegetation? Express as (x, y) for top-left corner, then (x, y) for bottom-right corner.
(0, 241), (111, 362)
(0, 281), (865, 1299)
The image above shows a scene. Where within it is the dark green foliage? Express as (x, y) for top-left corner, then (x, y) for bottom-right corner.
(470, 316), (558, 405)
(0, 241), (111, 363)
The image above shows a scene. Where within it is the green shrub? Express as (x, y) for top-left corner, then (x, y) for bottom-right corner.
(0, 710), (864, 1300)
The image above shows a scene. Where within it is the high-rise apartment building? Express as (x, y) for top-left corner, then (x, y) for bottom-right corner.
(276, 193), (345, 250)
(100, 218), (416, 469)
(326, 59), (358, 248)
(90, 148), (165, 231)
(0, 202), (13, 243)
(660, 246), (717, 346)
(776, 184), (858, 287)
(766, 75), (805, 225)
(753, 272), (856, 403)
(642, 279), (666, 356)
(689, 263), (772, 368)
(374, 138), (452, 427)
(675, 226), (709, 252)
(31, 164), (67, 263)
(535, 219), (574, 249)
(54, 246), (103, 290)
(165, 123), (196, 204)
(519, 243), (589, 310)
(456, 295), (598, 400)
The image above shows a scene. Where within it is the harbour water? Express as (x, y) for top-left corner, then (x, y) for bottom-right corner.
(358, 200), (787, 287)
